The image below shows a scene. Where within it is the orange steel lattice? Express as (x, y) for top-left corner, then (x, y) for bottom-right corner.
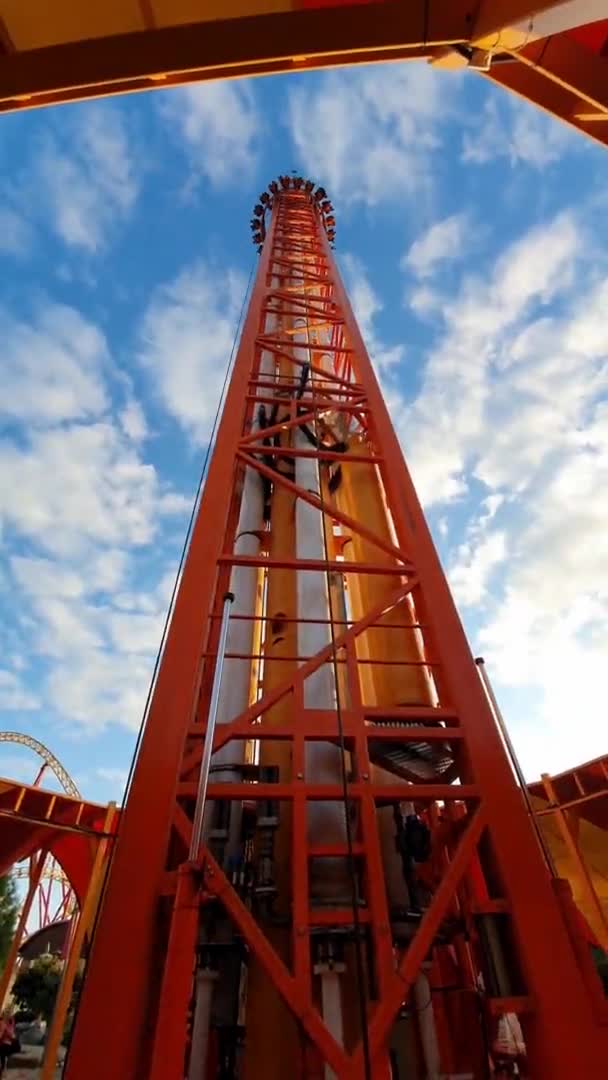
(529, 754), (608, 952)
(0, 770), (118, 1070)
(0, 776), (117, 910)
(65, 180), (608, 1080)
(0, 732), (83, 933)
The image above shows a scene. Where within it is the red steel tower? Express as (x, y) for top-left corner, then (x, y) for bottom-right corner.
(65, 178), (608, 1079)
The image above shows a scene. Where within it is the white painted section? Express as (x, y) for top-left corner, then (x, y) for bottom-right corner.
(320, 971), (344, 1080)
(188, 968), (218, 1080)
(215, 467), (264, 725)
(294, 430), (346, 853)
(203, 334), (272, 855)
(294, 429), (334, 710)
(291, 318), (347, 902)
(414, 969), (441, 1080)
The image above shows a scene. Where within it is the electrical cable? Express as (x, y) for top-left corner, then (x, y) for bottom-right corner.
(275, 192), (372, 1072)
(64, 259), (256, 1067)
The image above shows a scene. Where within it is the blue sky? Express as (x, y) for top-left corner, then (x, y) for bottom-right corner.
(0, 60), (606, 806)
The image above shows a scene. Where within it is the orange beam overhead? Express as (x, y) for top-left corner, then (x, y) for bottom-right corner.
(518, 32), (608, 114)
(0, 1), (606, 152)
(485, 34), (608, 150)
(0, 2), (469, 112)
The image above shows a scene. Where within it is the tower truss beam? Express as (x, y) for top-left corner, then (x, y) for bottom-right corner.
(65, 179), (608, 1080)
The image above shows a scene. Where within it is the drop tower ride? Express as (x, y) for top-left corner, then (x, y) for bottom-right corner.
(65, 177), (608, 1079)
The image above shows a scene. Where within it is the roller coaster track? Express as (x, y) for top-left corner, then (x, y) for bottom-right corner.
(0, 731), (81, 931)
(0, 731), (80, 798)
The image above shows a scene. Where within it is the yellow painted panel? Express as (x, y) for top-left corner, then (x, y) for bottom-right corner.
(337, 435), (432, 710)
(151, 0), (292, 29)
(1, 0), (144, 50)
(533, 801), (608, 949)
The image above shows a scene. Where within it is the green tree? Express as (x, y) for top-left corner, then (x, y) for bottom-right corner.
(12, 953), (63, 1023)
(0, 875), (19, 972)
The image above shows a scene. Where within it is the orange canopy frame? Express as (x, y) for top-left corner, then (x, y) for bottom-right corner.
(0, 1), (606, 149)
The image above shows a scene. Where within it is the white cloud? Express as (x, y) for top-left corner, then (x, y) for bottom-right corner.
(0, 302), (109, 425)
(11, 552), (127, 603)
(0, 282), (192, 739)
(96, 766), (128, 792)
(41, 563), (176, 733)
(33, 105), (139, 252)
(480, 547), (608, 778)
(340, 253), (404, 373)
(119, 399), (148, 442)
(408, 285), (444, 319)
(399, 211), (581, 505)
(403, 214), (468, 278)
(8, 548), (175, 733)
(113, 569), (176, 616)
(288, 63), (458, 206)
(47, 651), (156, 733)
(162, 82), (260, 186)
(138, 260), (247, 443)
(0, 207), (32, 257)
(0, 670), (39, 711)
(448, 494), (507, 607)
(449, 530), (506, 608)
(462, 94), (578, 169)
(12, 557), (88, 602)
(107, 608), (166, 655)
(97, 766), (128, 785)
(0, 423), (186, 558)
(398, 206), (608, 776)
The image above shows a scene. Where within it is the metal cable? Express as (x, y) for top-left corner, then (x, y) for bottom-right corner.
(121, 258), (255, 808)
(312, 375), (374, 1080)
(279, 195), (369, 1071)
(64, 261), (255, 1065)
(269, 198), (370, 1071)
